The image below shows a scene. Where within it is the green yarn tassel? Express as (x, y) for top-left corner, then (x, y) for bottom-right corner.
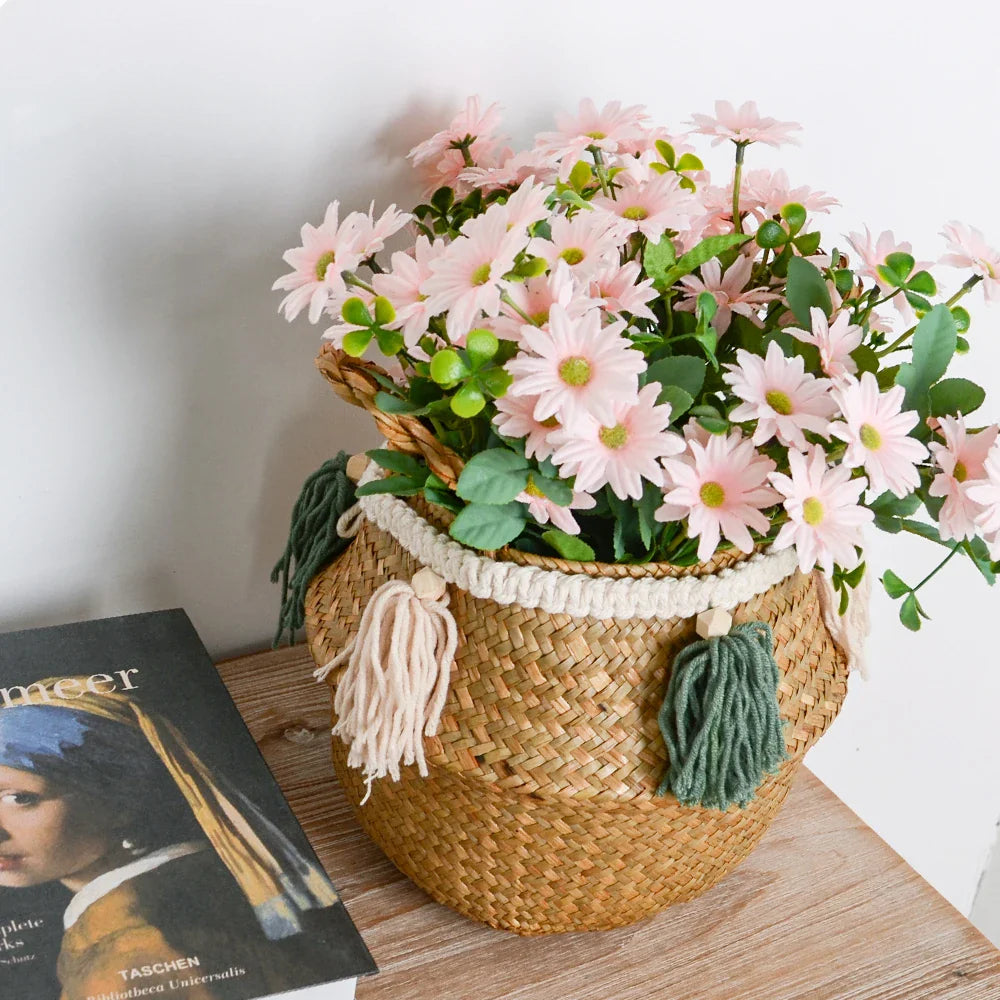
(657, 621), (786, 811)
(270, 452), (357, 648)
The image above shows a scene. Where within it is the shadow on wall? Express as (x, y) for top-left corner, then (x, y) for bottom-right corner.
(73, 149), (407, 657)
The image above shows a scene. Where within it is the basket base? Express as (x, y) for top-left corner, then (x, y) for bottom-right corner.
(330, 736), (799, 935)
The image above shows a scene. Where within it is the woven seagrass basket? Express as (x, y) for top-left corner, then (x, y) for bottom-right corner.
(304, 344), (851, 935)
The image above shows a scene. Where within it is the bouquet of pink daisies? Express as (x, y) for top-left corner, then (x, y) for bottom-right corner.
(275, 96), (1000, 631)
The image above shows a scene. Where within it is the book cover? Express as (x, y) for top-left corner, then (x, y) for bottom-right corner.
(0, 609), (377, 1000)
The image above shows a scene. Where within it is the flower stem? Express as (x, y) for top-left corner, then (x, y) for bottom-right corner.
(731, 142), (748, 235)
(451, 135), (476, 168)
(344, 272), (376, 295)
(876, 274), (983, 357)
(500, 290), (540, 326)
(591, 148), (612, 199)
(912, 542), (962, 592)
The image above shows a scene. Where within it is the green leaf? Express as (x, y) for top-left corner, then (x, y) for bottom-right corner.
(899, 593), (923, 631)
(365, 449), (424, 478)
(658, 233), (751, 288)
(450, 383), (487, 417)
(341, 297), (373, 327)
(885, 251), (915, 282)
(637, 483), (661, 551)
(780, 202), (807, 235)
(785, 256), (832, 326)
(465, 328), (499, 367)
(696, 414), (729, 434)
(852, 344), (880, 376)
(895, 305), (957, 417)
(429, 349), (469, 386)
(530, 474), (573, 506)
(881, 569), (910, 599)
(844, 561), (867, 589)
(928, 377), (985, 417)
(756, 220), (787, 250)
(374, 391), (428, 415)
(676, 152), (704, 171)
(793, 231), (822, 257)
(645, 355), (706, 398)
(903, 290), (933, 314)
(541, 529), (596, 561)
(951, 306), (971, 334)
(643, 236), (677, 289)
(455, 449), (530, 504)
(430, 186), (454, 213)
(656, 385), (695, 420)
(964, 537), (997, 586)
(870, 491), (921, 519)
(479, 367), (513, 398)
(906, 270), (936, 296)
(373, 296), (396, 325)
(355, 475), (424, 497)
(374, 327), (404, 356)
(655, 139), (676, 168)
(341, 328), (374, 357)
(568, 159), (593, 193)
(956, 336), (970, 355)
(449, 502), (527, 550)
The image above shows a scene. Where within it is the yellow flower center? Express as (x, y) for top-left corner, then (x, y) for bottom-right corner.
(540, 415), (560, 429)
(315, 250), (336, 280)
(699, 482), (726, 508)
(802, 497), (824, 526)
(471, 263), (492, 286)
(623, 206), (649, 221)
(559, 356), (592, 387)
(560, 247), (585, 266)
(859, 423), (882, 451)
(524, 475), (546, 499)
(585, 131), (607, 140)
(765, 390), (794, 416)
(531, 309), (550, 325)
(954, 460), (968, 483)
(599, 423), (629, 449)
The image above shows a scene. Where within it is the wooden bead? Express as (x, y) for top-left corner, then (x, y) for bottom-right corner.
(696, 608), (732, 639)
(411, 568), (447, 602)
(346, 453), (370, 483)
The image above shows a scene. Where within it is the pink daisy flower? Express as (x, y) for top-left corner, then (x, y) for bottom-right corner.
(743, 168), (838, 218)
(420, 209), (526, 342)
(929, 416), (1000, 541)
(528, 211), (623, 282)
(724, 341), (836, 450)
(505, 305), (644, 427)
(372, 236), (447, 349)
(497, 177), (551, 234)
(591, 173), (699, 243)
(492, 392), (561, 461)
(459, 148), (560, 190)
(353, 203), (413, 260)
(788, 306), (863, 379)
(408, 96), (504, 168)
(769, 446), (874, 573)
(590, 260), (658, 320)
(493, 262), (600, 343)
(828, 372), (926, 498)
(549, 383), (685, 500)
(940, 221), (1000, 302)
(272, 201), (366, 323)
(676, 256), (778, 333)
(535, 98), (650, 179)
(845, 227), (928, 321)
(688, 100), (802, 148)
(657, 430), (780, 561)
(967, 445), (1000, 555)
(517, 482), (597, 536)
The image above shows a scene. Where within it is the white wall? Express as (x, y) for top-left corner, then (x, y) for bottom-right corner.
(3, 0), (1000, 916)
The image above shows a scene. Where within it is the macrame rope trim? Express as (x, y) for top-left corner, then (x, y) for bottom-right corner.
(355, 461), (799, 622)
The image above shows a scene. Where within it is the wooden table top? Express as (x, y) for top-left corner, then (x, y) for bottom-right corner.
(218, 645), (1000, 1000)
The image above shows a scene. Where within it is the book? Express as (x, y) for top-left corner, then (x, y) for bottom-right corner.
(0, 609), (377, 1000)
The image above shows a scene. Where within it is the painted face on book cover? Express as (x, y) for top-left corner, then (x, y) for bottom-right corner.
(0, 765), (118, 890)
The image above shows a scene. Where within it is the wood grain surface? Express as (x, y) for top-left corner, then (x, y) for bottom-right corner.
(217, 645), (1000, 1000)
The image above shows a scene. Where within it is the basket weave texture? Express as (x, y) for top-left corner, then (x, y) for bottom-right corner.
(305, 506), (850, 935)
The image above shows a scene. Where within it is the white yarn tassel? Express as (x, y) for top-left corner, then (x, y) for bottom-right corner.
(815, 568), (872, 678)
(315, 568), (458, 802)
